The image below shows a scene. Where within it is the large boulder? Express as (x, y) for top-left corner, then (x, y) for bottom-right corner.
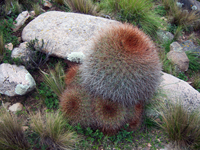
(159, 72), (200, 112)
(0, 63), (36, 96)
(22, 11), (119, 60)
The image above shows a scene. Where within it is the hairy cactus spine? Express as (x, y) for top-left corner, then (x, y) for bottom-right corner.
(91, 97), (128, 135)
(80, 23), (162, 105)
(60, 86), (92, 127)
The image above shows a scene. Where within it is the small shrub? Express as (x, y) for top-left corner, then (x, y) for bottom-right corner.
(154, 5), (167, 16)
(0, 17), (19, 46)
(53, 0), (65, 5)
(30, 111), (78, 150)
(23, 38), (51, 70)
(0, 109), (30, 150)
(186, 51), (200, 71)
(191, 73), (200, 91)
(38, 82), (59, 109)
(32, 3), (41, 16)
(64, 0), (96, 15)
(156, 101), (200, 149)
(177, 72), (188, 81)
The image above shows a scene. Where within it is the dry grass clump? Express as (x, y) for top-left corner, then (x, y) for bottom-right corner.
(64, 0), (96, 15)
(30, 111), (78, 150)
(162, 0), (200, 29)
(0, 109), (30, 150)
(156, 101), (200, 149)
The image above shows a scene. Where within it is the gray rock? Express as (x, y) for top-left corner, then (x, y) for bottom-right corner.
(180, 40), (196, 52)
(159, 72), (200, 112)
(22, 11), (119, 60)
(0, 63), (36, 96)
(179, 0), (200, 12)
(157, 30), (174, 42)
(180, 40), (200, 55)
(167, 42), (189, 72)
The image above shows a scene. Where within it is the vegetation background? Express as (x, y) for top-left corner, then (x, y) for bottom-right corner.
(0, 0), (200, 149)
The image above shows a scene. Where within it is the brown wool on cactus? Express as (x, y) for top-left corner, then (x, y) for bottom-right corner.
(80, 23), (162, 105)
(65, 65), (80, 86)
(91, 97), (128, 135)
(60, 86), (92, 127)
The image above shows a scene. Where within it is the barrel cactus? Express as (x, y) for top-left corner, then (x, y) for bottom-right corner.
(80, 23), (162, 105)
(60, 85), (92, 126)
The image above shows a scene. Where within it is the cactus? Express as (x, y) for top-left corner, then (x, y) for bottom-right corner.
(91, 97), (128, 135)
(80, 23), (161, 105)
(60, 85), (92, 126)
(65, 65), (80, 86)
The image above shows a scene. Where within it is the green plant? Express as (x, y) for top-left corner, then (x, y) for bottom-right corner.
(186, 51), (200, 71)
(0, 31), (4, 62)
(53, 0), (65, 5)
(30, 111), (78, 149)
(154, 5), (167, 16)
(38, 82), (59, 109)
(0, 109), (30, 150)
(99, 0), (161, 36)
(177, 72), (188, 81)
(32, 3), (41, 16)
(40, 61), (65, 96)
(192, 73), (200, 91)
(23, 38), (50, 70)
(156, 100), (200, 149)
(173, 26), (183, 41)
(0, 17), (19, 46)
(64, 0), (96, 15)
(80, 23), (162, 105)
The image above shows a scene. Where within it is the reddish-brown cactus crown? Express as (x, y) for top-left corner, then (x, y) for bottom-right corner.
(80, 23), (162, 105)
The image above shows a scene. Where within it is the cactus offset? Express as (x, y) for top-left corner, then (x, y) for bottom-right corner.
(60, 86), (92, 127)
(80, 23), (161, 105)
(91, 97), (128, 135)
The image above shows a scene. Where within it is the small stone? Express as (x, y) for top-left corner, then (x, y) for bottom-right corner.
(30, 11), (35, 17)
(18, 37), (21, 42)
(9, 103), (23, 112)
(4, 43), (13, 51)
(167, 42), (189, 72)
(13, 11), (30, 32)
(22, 126), (29, 131)
(43, 0), (52, 8)
(2, 102), (11, 109)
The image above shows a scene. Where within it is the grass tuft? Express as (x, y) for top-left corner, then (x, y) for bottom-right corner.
(156, 100), (200, 149)
(64, 0), (96, 15)
(40, 61), (65, 97)
(30, 111), (78, 150)
(0, 109), (30, 150)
